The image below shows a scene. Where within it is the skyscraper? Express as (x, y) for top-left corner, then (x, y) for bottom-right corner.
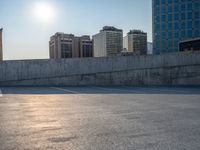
(123, 30), (147, 55)
(49, 33), (93, 59)
(93, 26), (123, 57)
(0, 28), (3, 61)
(152, 0), (200, 54)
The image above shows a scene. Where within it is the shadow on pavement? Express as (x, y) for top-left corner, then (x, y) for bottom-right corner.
(1, 86), (200, 95)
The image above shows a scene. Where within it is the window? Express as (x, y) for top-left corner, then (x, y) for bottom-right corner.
(194, 2), (200, 10)
(162, 6), (166, 14)
(161, 32), (166, 38)
(194, 12), (200, 19)
(162, 15), (166, 22)
(168, 14), (172, 21)
(168, 32), (172, 39)
(161, 0), (166, 5)
(194, 21), (200, 28)
(174, 31), (179, 39)
(187, 21), (192, 29)
(155, 16), (160, 22)
(168, 0), (172, 4)
(194, 30), (200, 37)
(174, 0), (179, 3)
(181, 4), (186, 12)
(168, 40), (173, 48)
(181, 22), (186, 29)
(187, 3), (192, 11)
(174, 4), (179, 12)
(162, 23), (166, 30)
(168, 5), (172, 13)
(188, 12), (192, 20)
(181, 30), (186, 38)
(187, 30), (193, 38)
(174, 14), (179, 20)
(61, 44), (72, 58)
(168, 23), (172, 30)
(174, 22), (179, 30)
(155, 0), (160, 6)
(181, 13), (186, 20)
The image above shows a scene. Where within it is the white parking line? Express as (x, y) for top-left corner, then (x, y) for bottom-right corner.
(0, 88), (2, 97)
(51, 87), (80, 94)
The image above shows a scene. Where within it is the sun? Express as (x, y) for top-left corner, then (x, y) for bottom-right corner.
(33, 2), (55, 24)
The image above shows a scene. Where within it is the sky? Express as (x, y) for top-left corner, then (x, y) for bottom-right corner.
(0, 0), (152, 60)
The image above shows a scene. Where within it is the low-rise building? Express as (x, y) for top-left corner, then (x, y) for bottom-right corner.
(49, 33), (93, 59)
(179, 38), (200, 52)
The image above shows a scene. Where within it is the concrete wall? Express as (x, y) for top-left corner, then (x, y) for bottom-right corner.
(0, 52), (200, 86)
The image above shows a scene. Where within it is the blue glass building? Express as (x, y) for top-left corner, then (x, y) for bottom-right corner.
(152, 0), (200, 54)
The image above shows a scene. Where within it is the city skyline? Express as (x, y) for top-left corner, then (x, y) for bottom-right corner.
(0, 0), (152, 60)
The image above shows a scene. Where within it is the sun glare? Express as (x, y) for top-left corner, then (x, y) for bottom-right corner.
(33, 2), (55, 24)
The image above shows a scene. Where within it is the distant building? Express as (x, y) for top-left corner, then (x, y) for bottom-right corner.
(120, 48), (133, 56)
(123, 30), (147, 55)
(147, 42), (153, 54)
(0, 28), (3, 61)
(79, 36), (93, 58)
(49, 33), (93, 59)
(179, 38), (200, 52)
(93, 26), (123, 57)
(152, 0), (200, 54)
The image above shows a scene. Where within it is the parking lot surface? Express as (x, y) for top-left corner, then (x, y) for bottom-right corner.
(0, 86), (200, 150)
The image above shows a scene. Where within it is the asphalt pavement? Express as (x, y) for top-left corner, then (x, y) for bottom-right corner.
(0, 86), (200, 150)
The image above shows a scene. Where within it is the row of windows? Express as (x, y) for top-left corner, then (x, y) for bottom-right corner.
(82, 41), (93, 44)
(155, 30), (200, 39)
(155, 12), (200, 23)
(154, 41), (179, 51)
(82, 45), (93, 57)
(154, 3), (200, 14)
(154, 38), (200, 51)
(154, 0), (200, 6)
(155, 21), (200, 30)
(61, 44), (72, 58)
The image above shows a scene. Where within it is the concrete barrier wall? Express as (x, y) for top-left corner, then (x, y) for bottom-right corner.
(0, 52), (200, 86)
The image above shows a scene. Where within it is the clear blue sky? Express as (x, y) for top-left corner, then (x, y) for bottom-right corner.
(0, 0), (152, 60)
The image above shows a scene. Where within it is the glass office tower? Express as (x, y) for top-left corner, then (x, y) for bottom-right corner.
(152, 0), (200, 54)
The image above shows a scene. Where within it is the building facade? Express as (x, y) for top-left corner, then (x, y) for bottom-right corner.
(123, 30), (147, 55)
(152, 0), (200, 54)
(49, 33), (93, 59)
(93, 26), (123, 57)
(179, 38), (200, 52)
(148, 42), (153, 54)
(0, 28), (3, 61)
(79, 36), (93, 58)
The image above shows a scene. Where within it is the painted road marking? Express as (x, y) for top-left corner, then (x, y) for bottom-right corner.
(0, 88), (2, 97)
(51, 87), (80, 94)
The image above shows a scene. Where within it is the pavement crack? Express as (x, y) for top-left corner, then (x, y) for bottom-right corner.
(48, 136), (78, 143)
